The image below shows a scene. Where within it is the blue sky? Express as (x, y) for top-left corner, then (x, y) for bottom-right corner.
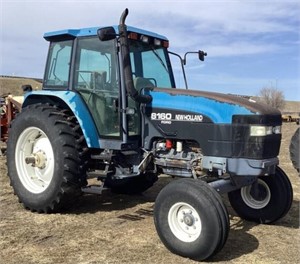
(1, 0), (299, 101)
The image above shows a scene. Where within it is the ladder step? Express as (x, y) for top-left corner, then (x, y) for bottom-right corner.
(91, 151), (113, 160)
(87, 170), (113, 179)
(81, 185), (108, 195)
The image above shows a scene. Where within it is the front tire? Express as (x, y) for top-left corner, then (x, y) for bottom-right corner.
(228, 166), (293, 223)
(154, 179), (229, 261)
(7, 104), (88, 213)
(289, 127), (299, 173)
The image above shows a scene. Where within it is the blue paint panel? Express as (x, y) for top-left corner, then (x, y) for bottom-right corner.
(146, 90), (254, 124)
(23, 91), (101, 148)
(127, 26), (168, 41)
(44, 25), (168, 41)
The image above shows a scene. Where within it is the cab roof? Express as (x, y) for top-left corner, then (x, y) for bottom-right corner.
(43, 25), (168, 42)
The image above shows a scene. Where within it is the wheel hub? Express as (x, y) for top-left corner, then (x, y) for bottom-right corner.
(15, 127), (55, 194)
(250, 183), (268, 201)
(183, 212), (195, 226)
(168, 203), (202, 243)
(25, 151), (47, 169)
(241, 179), (271, 209)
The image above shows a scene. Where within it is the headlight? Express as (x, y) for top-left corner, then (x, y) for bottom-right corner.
(250, 125), (281, 136)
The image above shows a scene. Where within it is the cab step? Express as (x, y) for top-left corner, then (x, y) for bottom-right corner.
(81, 185), (108, 195)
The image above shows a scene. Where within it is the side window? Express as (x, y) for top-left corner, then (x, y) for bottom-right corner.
(74, 38), (117, 92)
(44, 40), (73, 88)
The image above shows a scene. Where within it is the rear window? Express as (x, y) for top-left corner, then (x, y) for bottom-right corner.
(44, 40), (73, 88)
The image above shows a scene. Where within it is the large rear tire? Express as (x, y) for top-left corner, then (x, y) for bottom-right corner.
(154, 179), (229, 261)
(228, 166), (293, 224)
(7, 104), (88, 213)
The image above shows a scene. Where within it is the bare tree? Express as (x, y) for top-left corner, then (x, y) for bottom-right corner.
(258, 87), (285, 109)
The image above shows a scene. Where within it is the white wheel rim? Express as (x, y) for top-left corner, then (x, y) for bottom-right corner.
(15, 127), (54, 194)
(241, 179), (271, 209)
(168, 202), (202, 243)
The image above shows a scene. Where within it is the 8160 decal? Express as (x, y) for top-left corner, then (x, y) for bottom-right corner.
(151, 113), (172, 120)
(151, 112), (204, 124)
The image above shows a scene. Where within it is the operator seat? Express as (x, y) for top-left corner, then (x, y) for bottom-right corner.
(92, 71), (107, 91)
(133, 77), (154, 92)
(87, 71), (108, 135)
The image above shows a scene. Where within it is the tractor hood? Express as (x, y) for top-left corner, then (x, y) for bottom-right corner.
(144, 87), (281, 124)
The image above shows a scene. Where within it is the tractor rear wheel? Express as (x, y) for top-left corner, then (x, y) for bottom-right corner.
(154, 179), (229, 261)
(7, 104), (88, 213)
(228, 166), (293, 224)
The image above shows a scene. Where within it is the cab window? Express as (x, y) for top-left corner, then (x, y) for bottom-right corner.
(129, 40), (174, 89)
(44, 40), (73, 88)
(74, 37), (120, 138)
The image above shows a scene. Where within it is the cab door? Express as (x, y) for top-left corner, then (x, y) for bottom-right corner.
(74, 37), (121, 138)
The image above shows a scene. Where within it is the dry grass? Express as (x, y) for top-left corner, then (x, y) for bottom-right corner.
(0, 123), (299, 264)
(0, 77), (42, 96)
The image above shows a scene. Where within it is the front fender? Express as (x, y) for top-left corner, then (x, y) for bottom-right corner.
(23, 90), (100, 148)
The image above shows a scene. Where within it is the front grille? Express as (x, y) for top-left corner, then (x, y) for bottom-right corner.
(232, 114), (282, 126)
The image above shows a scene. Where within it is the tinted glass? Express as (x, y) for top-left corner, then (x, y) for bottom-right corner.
(44, 40), (73, 88)
(129, 41), (173, 88)
(74, 37), (120, 138)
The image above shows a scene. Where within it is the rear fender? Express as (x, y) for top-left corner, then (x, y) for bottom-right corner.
(23, 90), (100, 148)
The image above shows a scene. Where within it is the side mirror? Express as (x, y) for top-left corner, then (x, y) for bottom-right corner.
(183, 50), (208, 65)
(97, 27), (117, 41)
(198, 50), (207, 61)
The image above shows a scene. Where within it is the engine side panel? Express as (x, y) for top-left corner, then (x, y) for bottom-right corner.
(143, 88), (282, 159)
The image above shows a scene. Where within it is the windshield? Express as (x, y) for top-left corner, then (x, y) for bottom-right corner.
(129, 40), (175, 89)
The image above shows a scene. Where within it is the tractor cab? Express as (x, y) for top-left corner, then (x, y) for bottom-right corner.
(42, 24), (175, 150)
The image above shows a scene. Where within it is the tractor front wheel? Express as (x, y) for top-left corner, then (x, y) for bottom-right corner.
(154, 179), (229, 261)
(289, 127), (299, 173)
(228, 166), (293, 224)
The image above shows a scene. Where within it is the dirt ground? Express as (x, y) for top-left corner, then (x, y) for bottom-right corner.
(0, 123), (299, 264)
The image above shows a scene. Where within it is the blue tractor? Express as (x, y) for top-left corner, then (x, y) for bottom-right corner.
(7, 9), (293, 261)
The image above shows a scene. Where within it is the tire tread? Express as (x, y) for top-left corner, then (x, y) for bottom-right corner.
(7, 104), (88, 213)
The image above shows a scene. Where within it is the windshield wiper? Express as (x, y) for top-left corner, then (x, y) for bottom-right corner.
(151, 48), (169, 73)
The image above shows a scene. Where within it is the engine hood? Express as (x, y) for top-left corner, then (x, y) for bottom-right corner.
(144, 87), (281, 124)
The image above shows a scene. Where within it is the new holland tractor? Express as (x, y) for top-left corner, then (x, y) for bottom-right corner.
(7, 9), (293, 261)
